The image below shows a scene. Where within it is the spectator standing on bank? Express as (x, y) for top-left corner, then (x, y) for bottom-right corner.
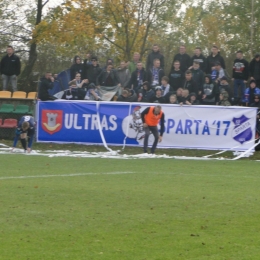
(117, 61), (131, 89)
(146, 44), (165, 70)
(70, 56), (84, 80)
(147, 59), (165, 89)
(141, 105), (165, 154)
(128, 62), (148, 93)
(168, 60), (185, 91)
(249, 54), (260, 88)
(206, 45), (226, 74)
(86, 56), (102, 85)
(190, 47), (207, 72)
(0, 45), (21, 91)
(201, 75), (218, 105)
(173, 45), (191, 73)
(128, 52), (141, 74)
(96, 64), (120, 87)
(232, 50), (249, 101)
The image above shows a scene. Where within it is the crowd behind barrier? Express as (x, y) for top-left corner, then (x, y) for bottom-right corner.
(1, 44), (260, 137)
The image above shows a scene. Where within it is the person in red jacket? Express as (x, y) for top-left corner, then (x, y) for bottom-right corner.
(141, 105), (165, 154)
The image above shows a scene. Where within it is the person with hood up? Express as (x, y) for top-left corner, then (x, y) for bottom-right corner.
(201, 75), (218, 105)
(149, 86), (166, 103)
(219, 91), (231, 106)
(242, 79), (260, 106)
(146, 44), (165, 70)
(137, 81), (155, 103)
(250, 94), (260, 107)
(185, 93), (200, 105)
(70, 56), (84, 80)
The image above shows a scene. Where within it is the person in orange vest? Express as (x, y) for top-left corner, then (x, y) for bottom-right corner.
(141, 105), (165, 154)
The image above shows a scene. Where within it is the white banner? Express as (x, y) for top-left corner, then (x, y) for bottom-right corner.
(155, 104), (257, 151)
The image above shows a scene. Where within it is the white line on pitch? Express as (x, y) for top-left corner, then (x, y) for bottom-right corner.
(0, 172), (135, 180)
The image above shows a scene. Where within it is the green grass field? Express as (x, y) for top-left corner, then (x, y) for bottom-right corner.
(1, 154), (260, 260)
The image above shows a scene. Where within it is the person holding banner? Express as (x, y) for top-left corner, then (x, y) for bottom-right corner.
(141, 105), (165, 154)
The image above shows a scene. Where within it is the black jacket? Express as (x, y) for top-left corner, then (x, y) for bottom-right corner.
(96, 69), (119, 86)
(38, 77), (54, 101)
(70, 63), (84, 80)
(249, 58), (260, 80)
(147, 68), (165, 87)
(206, 52), (226, 73)
(117, 90), (137, 102)
(191, 54), (207, 72)
(232, 58), (249, 80)
(86, 64), (102, 85)
(168, 69), (184, 91)
(0, 53), (21, 76)
(183, 79), (198, 94)
(128, 68), (149, 91)
(173, 53), (191, 72)
(146, 51), (165, 69)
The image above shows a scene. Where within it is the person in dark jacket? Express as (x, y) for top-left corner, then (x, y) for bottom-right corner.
(168, 60), (185, 91)
(190, 47), (207, 72)
(0, 45), (21, 91)
(38, 72), (57, 101)
(186, 92), (200, 105)
(147, 59), (165, 89)
(242, 80), (260, 106)
(182, 70), (198, 94)
(201, 75), (218, 105)
(250, 94), (260, 107)
(190, 61), (204, 93)
(128, 62), (149, 93)
(146, 44), (165, 69)
(96, 64), (120, 87)
(249, 54), (260, 88)
(206, 45), (226, 74)
(117, 88), (137, 102)
(173, 45), (191, 73)
(137, 81), (155, 103)
(70, 56), (84, 80)
(149, 86), (166, 103)
(86, 56), (102, 85)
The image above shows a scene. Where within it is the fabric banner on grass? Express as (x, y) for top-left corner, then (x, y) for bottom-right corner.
(37, 101), (257, 151)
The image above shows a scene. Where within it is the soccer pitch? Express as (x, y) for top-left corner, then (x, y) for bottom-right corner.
(0, 155), (260, 260)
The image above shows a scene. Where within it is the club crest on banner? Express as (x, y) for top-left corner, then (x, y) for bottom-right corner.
(42, 110), (63, 135)
(232, 115), (252, 144)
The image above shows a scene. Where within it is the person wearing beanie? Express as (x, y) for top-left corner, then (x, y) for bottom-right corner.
(149, 86), (166, 103)
(242, 79), (260, 106)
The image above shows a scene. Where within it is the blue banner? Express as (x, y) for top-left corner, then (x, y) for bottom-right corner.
(37, 101), (257, 151)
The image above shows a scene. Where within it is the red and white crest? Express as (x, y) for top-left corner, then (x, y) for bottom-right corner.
(42, 110), (63, 135)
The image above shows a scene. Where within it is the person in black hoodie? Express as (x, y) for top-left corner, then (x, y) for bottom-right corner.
(182, 70), (198, 94)
(70, 56), (84, 80)
(206, 45), (226, 74)
(38, 72), (57, 101)
(128, 62), (148, 92)
(232, 50), (249, 100)
(250, 94), (260, 107)
(249, 54), (260, 88)
(137, 81), (155, 103)
(86, 56), (102, 85)
(201, 75), (218, 105)
(190, 47), (207, 72)
(146, 44), (165, 69)
(0, 45), (21, 91)
(173, 45), (191, 73)
(168, 60), (184, 91)
(149, 86), (166, 103)
(117, 88), (137, 102)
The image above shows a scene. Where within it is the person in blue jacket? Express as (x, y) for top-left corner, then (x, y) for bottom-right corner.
(11, 115), (35, 153)
(242, 79), (260, 106)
